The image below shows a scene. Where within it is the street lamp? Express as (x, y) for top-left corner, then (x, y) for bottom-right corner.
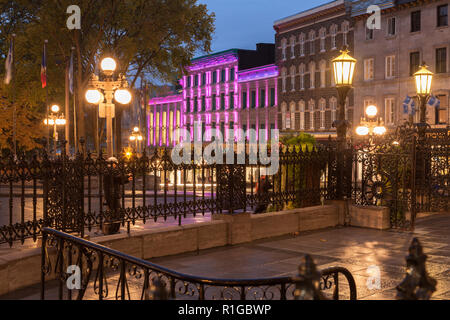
(356, 105), (387, 140)
(86, 57), (132, 158)
(332, 46), (357, 199)
(414, 63), (433, 127)
(129, 127), (143, 153)
(43, 104), (66, 156)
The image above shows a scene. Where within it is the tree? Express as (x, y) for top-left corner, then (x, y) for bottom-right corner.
(1, 0), (215, 151)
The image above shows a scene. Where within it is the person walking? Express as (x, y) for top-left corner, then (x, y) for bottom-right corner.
(253, 175), (273, 214)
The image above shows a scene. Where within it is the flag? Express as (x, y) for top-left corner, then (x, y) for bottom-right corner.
(69, 49), (74, 94)
(41, 41), (47, 88)
(402, 95), (416, 115)
(428, 95), (441, 109)
(4, 38), (14, 85)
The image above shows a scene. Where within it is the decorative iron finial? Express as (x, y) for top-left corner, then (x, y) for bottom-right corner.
(294, 255), (325, 300)
(145, 278), (169, 300)
(396, 238), (437, 300)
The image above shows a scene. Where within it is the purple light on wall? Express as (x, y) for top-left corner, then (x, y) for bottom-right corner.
(149, 95), (182, 105)
(238, 64), (279, 83)
(187, 54), (238, 72)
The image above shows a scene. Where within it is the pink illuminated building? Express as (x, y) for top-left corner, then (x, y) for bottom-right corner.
(148, 44), (279, 147)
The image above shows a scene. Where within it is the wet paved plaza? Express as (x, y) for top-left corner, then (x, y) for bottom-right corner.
(3, 213), (450, 300)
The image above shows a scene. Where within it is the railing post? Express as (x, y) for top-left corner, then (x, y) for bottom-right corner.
(293, 255), (325, 300)
(396, 238), (437, 300)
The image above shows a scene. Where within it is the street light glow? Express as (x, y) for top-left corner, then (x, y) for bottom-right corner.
(51, 105), (60, 113)
(86, 89), (103, 104)
(133, 127), (140, 133)
(356, 126), (369, 136)
(365, 105), (378, 118)
(114, 89), (132, 104)
(101, 57), (117, 72)
(373, 126), (387, 136)
(129, 135), (136, 141)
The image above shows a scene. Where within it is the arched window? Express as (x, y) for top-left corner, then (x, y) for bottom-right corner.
(309, 61), (316, 89)
(309, 30), (316, 55)
(330, 97), (337, 124)
(281, 38), (287, 60)
(290, 36), (296, 59)
(290, 65), (296, 91)
(290, 102), (296, 130)
(308, 99), (315, 130)
(299, 100), (305, 130)
(319, 60), (326, 88)
(319, 98), (326, 130)
(299, 64), (305, 90)
(319, 28), (326, 52)
(281, 102), (287, 129)
(299, 33), (305, 56)
(281, 68), (287, 92)
(330, 24), (338, 50)
(342, 21), (350, 46)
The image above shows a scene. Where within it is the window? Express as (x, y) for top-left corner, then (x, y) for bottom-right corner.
(212, 94), (216, 110)
(212, 71), (217, 84)
(260, 89), (266, 107)
(186, 97), (191, 112)
(385, 98), (395, 125)
(436, 48), (447, 74)
(229, 92), (234, 109)
(299, 34), (305, 56)
(194, 98), (198, 113)
(220, 93), (225, 110)
(364, 58), (374, 81)
(221, 69), (226, 83)
(387, 17), (396, 36)
(270, 88), (275, 107)
(342, 21), (349, 46)
(281, 38), (287, 60)
(309, 62), (316, 89)
(290, 36), (296, 58)
(309, 31), (315, 55)
(299, 64), (305, 90)
(319, 99), (326, 130)
(385, 55), (396, 79)
(437, 94), (448, 124)
(290, 65), (296, 91)
(411, 11), (421, 32)
(330, 97), (337, 123)
(194, 75), (199, 87)
(202, 73), (206, 86)
(308, 100), (315, 130)
(319, 28), (326, 52)
(281, 68), (287, 92)
(330, 25), (337, 49)
(201, 96), (206, 111)
(366, 26), (374, 40)
(251, 91), (256, 108)
(438, 5), (448, 27)
(410, 52), (420, 76)
(299, 101), (305, 130)
(230, 69), (235, 81)
(319, 60), (326, 88)
(242, 92), (247, 109)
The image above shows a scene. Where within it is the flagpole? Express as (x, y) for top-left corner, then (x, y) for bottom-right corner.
(11, 34), (17, 159)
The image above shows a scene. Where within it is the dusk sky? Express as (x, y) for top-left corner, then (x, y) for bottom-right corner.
(198, 0), (331, 54)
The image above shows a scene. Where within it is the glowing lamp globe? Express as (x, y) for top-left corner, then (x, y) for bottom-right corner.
(101, 57), (117, 72)
(356, 126), (369, 136)
(129, 135), (136, 141)
(373, 126), (387, 136)
(365, 105), (378, 118)
(86, 89), (103, 104)
(332, 48), (357, 87)
(51, 105), (60, 113)
(137, 135), (143, 141)
(114, 89), (132, 105)
(414, 64), (433, 96)
(133, 127), (140, 133)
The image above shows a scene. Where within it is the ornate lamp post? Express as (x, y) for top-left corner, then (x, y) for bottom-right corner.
(332, 46), (356, 199)
(43, 104), (66, 156)
(129, 126), (143, 153)
(356, 105), (387, 141)
(85, 57), (132, 158)
(414, 63), (433, 138)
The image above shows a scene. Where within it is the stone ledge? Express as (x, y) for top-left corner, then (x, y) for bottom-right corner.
(349, 205), (390, 230)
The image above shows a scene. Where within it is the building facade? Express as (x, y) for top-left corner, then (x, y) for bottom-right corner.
(274, 0), (355, 140)
(148, 44), (279, 147)
(352, 0), (449, 130)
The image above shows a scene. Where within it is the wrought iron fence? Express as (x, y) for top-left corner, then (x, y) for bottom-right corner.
(40, 227), (357, 300)
(0, 144), (338, 246)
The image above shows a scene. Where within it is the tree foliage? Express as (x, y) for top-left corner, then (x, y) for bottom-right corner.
(0, 0), (215, 150)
